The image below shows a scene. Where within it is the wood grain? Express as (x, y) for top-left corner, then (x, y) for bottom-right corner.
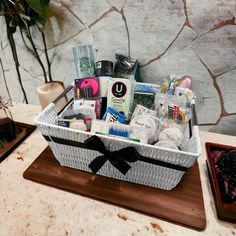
(23, 147), (206, 230)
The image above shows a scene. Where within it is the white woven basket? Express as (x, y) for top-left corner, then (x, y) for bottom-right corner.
(35, 87), (201, 190)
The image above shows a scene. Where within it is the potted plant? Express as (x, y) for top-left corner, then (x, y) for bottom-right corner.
(0, 96), (35, 161)
(0, 97), (16, 147)
(0, 0), (65, 108)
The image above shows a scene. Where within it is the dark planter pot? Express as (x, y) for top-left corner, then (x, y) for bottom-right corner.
(0, 118), (35, 162)
(206, 142), (236, 223)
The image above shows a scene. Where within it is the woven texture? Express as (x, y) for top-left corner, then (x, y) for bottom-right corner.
(35, 103), (201, 190)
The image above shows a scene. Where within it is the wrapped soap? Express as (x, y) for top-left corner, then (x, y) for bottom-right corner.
(130, 113), (160, 144)
(131, 104), (157, 120)
(158, 127), (184, 147)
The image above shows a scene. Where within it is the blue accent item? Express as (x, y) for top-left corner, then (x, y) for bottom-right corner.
(134, 83), (157, 94)
(102, 107), (126, 123)
(108, 127), (129, 138)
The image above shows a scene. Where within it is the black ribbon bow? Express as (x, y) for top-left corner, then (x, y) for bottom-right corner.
(85, 136), (140, 175)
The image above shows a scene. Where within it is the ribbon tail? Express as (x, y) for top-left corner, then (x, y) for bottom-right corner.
(88, 155), (107, 174)
(109, 157), (131, 175)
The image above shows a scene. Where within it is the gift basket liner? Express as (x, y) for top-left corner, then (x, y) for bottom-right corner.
(35, 85), (201, 190)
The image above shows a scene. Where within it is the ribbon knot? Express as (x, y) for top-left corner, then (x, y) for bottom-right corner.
(85, 136), (140, 175)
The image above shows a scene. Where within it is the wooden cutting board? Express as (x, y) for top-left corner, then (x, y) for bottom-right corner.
(23, 147), (206, 230)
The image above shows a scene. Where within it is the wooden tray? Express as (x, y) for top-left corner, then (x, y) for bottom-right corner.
(23, 147), (206, 231)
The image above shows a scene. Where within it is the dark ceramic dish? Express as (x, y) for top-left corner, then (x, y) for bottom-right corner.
(206, 142), (236, 223)
(0, 121), (36, 162)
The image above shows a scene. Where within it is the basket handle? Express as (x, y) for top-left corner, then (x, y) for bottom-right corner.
(52, 84), (74, 105)
(191, 104), (198, 126)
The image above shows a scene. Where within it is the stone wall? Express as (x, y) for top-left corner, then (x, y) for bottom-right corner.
(0, 0), (236, 135)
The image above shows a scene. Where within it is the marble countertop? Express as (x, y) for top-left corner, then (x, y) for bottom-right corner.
(0, 103), (236, 236)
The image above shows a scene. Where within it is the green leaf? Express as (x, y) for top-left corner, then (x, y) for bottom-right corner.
(0, 1), (7, 16)
(0, 2), (4, 15)
(20, 14), (31, 22)
(0, 9), (5, 16)
(31, 15), (46, 32)
(18, 3), (26, 13)
(29, 0), (52, 20)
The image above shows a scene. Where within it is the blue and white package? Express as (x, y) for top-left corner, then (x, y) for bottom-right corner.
(134, 82), (159, 94)
(102, 107), (126, 123)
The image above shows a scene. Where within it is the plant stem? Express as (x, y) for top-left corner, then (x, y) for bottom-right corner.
(0, 58), (12, 101)
(42, 32), (53, 82)
(26, 27), (48, 83)
(19, 27), (34, 55)
(7, 28), (29, 104)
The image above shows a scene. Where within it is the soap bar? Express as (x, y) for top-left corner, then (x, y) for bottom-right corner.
(130, 113), (159, 144)
(159, 127), (184, 147)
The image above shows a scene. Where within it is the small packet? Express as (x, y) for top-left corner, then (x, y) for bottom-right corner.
(131, 104), (157, 120)
(114, 54), (139, 81)
(133, 92), (155, 110)
(74, 77), (100, 99)
(102, 107), (126, 124)
(61, 107), (96, 121)
(130, 113), (160, 144)
(154, 93), (185, 117)
(160, 75), (179, 94)
(154, 93), (191, 125)
(57, 119), (87, 131)
(73, 98), (102, 119)
(157, 117), (188, 134)
(134, 82), (160, 94)
(73, 44), (95, 78)
(174, 86), (196, 107)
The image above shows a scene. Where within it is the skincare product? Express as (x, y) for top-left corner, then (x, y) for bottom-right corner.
(95, 60), (113, 77)
(73, 45), (95, 78)
(73, 98), (101, 119)
(107, 78), (133, 117)
(75, 77), (100, 98)
(96, 60), (113, 98)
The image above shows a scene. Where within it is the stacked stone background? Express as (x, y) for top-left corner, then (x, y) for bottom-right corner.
(0, 0), (235, 135)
